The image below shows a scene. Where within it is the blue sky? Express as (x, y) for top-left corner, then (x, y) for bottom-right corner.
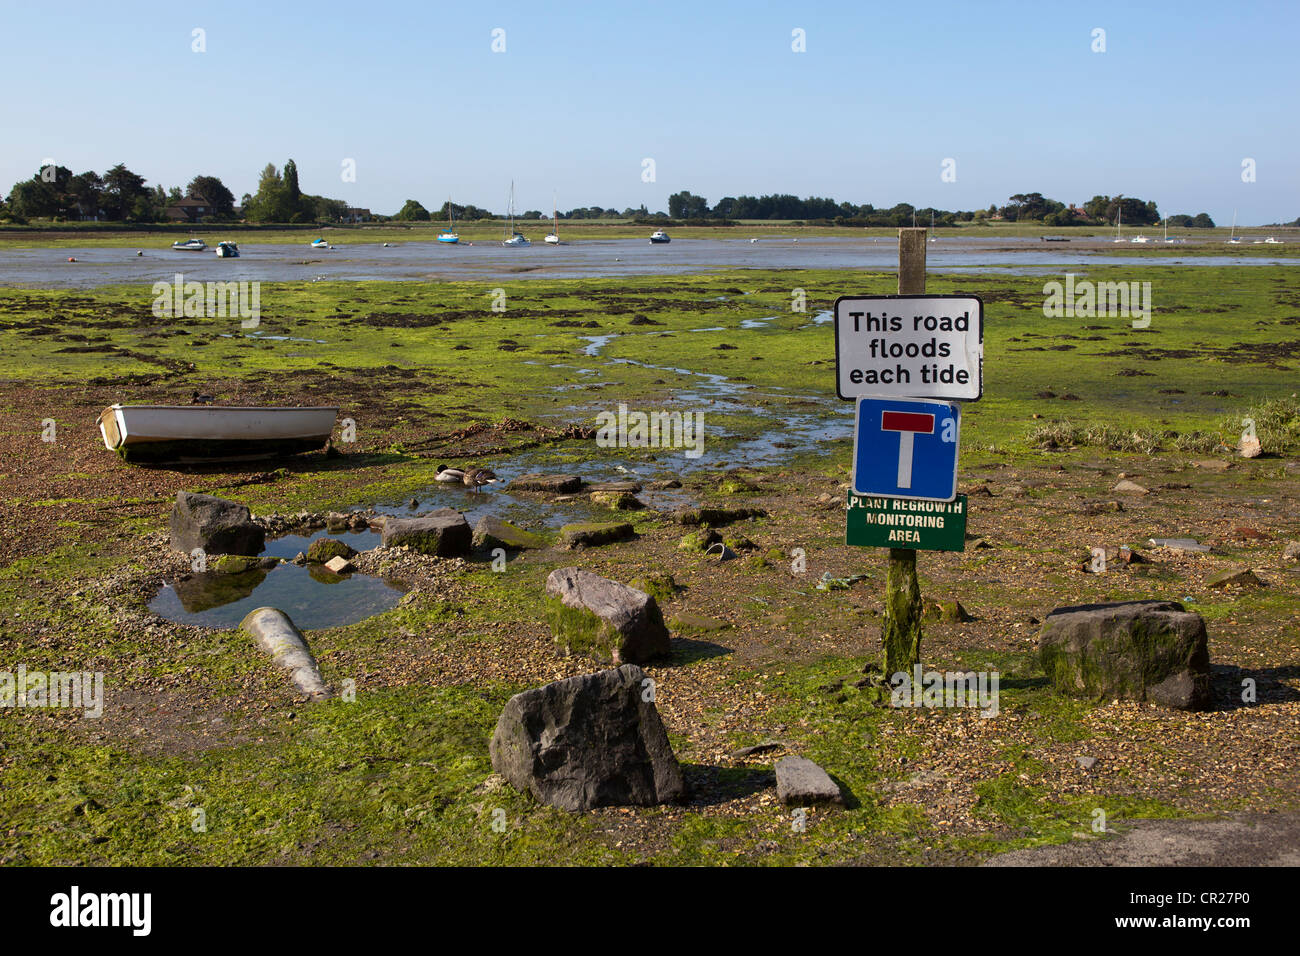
(1, 0), (1295, 223)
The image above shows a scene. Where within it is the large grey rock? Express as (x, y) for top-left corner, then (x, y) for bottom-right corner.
(170, 492), (265, 556)
(508, 473), (584, 493)
(380, 508), (471, 556)
(1039, 600), (1210, 710)
(472, 514), (545, 551)
(489, 664), (685, 810)
(558, 521), (634, 548)
(775, 756), (844, 806)
(544, 567), (670, 664)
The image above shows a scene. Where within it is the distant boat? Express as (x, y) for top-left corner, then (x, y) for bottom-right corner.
(172, 238), (207, 251)
(1130, 233), (1150, 243)
(503, 181), (530, 247)
(438, 197), (459, 243)
(99, 404), (339, 464)
(1225, 209), (1242, 244)
(1263, 236), (1284, 244)
(1112, 207), (1124, 242)
(544, 195), (561, 244)
(215, 241), (239, 258)
(310, 238), (331, 249)
(649, 230), (670, 244)
(1162, 218), (1177, 244)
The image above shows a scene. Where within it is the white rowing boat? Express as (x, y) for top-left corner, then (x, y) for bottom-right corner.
(98, 404), (339, 463)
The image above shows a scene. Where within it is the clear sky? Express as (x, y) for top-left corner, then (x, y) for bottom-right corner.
(2, 0), (1295, 224)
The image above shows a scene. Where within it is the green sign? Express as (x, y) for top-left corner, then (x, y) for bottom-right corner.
(846, 494), (968, 551)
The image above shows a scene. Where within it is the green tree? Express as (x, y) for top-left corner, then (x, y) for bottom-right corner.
(394, 199), (430, 221)
(7, 176), (58, 218)
(187, 175), (236, 218)
(668, 191), (709, 218)
(101, 163), (148, 220)
(247, 163), (292, 222)
(67, 171), (103, 219)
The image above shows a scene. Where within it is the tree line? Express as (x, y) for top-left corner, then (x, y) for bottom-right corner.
(0, 159), (349, 224)
(0, 164), (1231, 228)
(667, 190), (1218, 227)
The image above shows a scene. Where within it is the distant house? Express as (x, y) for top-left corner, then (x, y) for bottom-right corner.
(343, 207), (370, 223)
(166, 196), (209, 223)
(1069, 204), (1093, 223)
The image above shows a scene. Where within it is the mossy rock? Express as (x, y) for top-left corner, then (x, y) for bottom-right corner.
(718, 476), (760, 495)
(306, 537), (356, 563)
(923, 600), (973, 623)
(678, 528), (722, 552)
(591, 491), (644, 511)
(211, 554), (260, 575)
(678, 506), (765, 527)
(559, 521), (635, 549)
(542, 588), (669, 664)
(628, 572), (677, 603)
(472, 515), (546, 551)
(723, 534), (757, 552)
(1039, 600), (1211, 710)
(743, 554), (771, 570)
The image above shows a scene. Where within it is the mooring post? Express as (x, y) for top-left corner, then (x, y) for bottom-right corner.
(880, 227), (928, 674)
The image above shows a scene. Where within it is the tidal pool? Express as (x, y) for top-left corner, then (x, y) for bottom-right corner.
(150, 529), (402, 630)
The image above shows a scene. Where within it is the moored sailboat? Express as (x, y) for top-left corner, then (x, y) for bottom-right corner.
(503, 182), (530, 247)
(438, 197), (459, 243)
(544, 195), (560, 244)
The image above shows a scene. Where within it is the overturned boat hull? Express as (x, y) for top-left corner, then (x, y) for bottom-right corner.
(99, 404), (339, 464)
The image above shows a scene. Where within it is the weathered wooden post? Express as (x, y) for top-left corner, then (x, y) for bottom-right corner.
(834, 228), (979, 677)
(880, 228), (927, 673)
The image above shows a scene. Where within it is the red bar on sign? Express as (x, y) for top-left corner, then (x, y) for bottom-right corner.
(880, 411), (935, 434)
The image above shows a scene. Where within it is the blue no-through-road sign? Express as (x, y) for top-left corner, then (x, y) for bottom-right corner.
(851, 397), (960, 501)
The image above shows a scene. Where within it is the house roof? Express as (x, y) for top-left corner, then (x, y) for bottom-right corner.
(171, 196), (208, 208)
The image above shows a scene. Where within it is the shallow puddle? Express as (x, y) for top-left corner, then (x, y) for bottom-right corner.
(150, 528), (401, 630)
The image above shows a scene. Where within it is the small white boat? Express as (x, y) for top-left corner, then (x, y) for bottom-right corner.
(1112, 207), (1124, 242)
(310, 238), (331, 249)
(544, 195), (561, 244)
(172, 238), (207, 251)
(99, 404), (339, 464)
(1264, 237), (1284, 244)
(649, 230), (670, 244)
(1130, 234), (1150, 243)
(215, 241), (240, 258)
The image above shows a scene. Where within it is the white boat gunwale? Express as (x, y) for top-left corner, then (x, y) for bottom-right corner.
(98, 404), (340, 449)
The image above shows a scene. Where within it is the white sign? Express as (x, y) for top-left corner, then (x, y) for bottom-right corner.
(834, 295), (983, 401)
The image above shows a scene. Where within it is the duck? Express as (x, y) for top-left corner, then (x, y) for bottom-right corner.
(461, 467), (500, 490)
(435, 465), (465, 482)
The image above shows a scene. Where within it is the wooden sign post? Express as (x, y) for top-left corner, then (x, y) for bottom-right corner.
(832, 229), (983, 674)
(880, 228), (928, 674)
